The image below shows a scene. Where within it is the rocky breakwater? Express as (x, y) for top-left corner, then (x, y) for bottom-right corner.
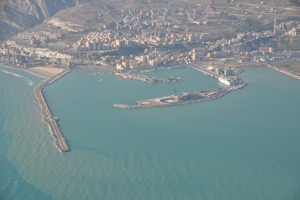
(35, 68), (71, 152)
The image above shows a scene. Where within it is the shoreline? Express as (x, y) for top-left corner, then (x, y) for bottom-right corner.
(239, 62), (300, 80)
(2, 61), (300, 81)
(28, 66), (65, 77)
(0, 62), (71, 152)
(0, 62), (67, 78)
(264, 63), (300, 80)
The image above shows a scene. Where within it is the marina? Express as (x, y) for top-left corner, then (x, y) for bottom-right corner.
(35, 68), (71, 152)
(1, 65), (300, 200)
(114, 67), (246, 109)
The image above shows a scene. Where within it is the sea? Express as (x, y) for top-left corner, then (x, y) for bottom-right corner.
(0, 63), (300, 200)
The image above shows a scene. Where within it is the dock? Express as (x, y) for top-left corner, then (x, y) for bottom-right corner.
(114, 72), (181, 83)
(113, 81), (246, 109)
(35, 68), (71, 152)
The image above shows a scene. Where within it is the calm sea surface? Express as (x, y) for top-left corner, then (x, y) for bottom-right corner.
(1, 64), (300, 200)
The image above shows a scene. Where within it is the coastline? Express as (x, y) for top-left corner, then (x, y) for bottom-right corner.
(0, 62), (66, 78)
(2, 61), (299, 151)
(0, 62), (71, 152)
(240, 62), (300, 81)
(28, 66), (65, 77)
(264, 63), (300, 81)
(2, 61), (300, 81)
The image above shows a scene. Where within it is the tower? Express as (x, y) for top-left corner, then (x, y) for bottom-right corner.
(7, 47), (10, 64)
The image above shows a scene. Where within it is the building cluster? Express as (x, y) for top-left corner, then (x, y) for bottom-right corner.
(17, 25), (67, 45)
(1, 2), (300, 69)
(119, 5), (202, 25)
(73, 29), (211, 52)
(274, 19), (300, 36)
(73, 5), (212, 52)
(0, 41), (71, 66)
(70, 13), (300, 70)
(73, 30), (130, 51)
(114, 48), (208, 70)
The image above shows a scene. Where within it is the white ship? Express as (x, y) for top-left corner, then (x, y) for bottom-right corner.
(218, 76), (232, 86)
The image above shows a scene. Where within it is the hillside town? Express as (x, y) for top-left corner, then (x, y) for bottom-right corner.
(0, 0), (300, 77)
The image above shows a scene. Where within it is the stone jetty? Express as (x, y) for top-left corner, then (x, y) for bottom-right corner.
(35, 68), (71, 152)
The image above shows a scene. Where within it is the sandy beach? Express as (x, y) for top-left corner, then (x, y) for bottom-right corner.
(28, 66), (65, 77)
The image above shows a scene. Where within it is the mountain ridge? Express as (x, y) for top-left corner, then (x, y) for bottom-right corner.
(0, 0), (78, 40)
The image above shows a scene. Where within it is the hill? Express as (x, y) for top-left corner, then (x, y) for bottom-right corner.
(0, 0), (78, 40)
(0, 0), (299, 41)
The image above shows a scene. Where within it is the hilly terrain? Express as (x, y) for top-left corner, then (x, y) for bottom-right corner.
(0, 0), (79, 40)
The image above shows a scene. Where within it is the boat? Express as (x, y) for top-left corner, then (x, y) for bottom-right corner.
(218, 76), (232, 86)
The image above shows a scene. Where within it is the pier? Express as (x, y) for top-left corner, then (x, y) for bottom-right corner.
(114, 72), (181, 83)
(113, 81), (246, 109)
(192, 66), (220, 78)
(35, 68), (71, 152)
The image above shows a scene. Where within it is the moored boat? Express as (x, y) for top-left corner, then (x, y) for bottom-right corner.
(218, 76), (232, 86)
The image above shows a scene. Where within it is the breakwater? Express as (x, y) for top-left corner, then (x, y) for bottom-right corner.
(35, 68), (71, 152)
(114, 72), (181, 83)
(114, 81), (247, 109)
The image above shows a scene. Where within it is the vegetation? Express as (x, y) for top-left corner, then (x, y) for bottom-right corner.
(277, 37), (300, 51)
(289, 0), (300, 6)
(219, 12), (237, 20)
(236, 18), (264, 33)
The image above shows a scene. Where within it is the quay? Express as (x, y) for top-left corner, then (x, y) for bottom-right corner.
(35, 68), (71, 152)
(114, 72), (181, 83)
(192, 66), (220, 78)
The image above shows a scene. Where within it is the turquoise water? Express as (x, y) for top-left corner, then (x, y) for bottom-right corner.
(1, 64), (300, 200)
